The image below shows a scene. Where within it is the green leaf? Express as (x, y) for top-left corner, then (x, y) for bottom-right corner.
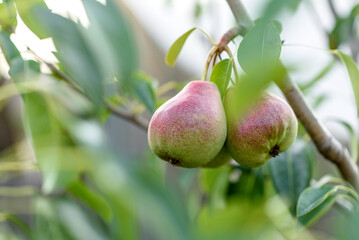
(165, 28), (196, 67)
(335, 50), (359, 116)
(131, 71), (157, 113)
(209, 59), (233, 98)
(296, 186), (335, 217)
(67, 181), (113, 223)
(37, 11), (104, 109)
(297, 193), (343, 227)
(0, 1), (17, 30)
(268, 139), (314, 213)
(237, 19), (282, 74)
(14, 0), (50, 39)
(0, 31), (21, 65)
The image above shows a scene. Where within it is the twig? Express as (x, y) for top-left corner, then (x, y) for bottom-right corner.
(225, 0), (359, 190)
(28, 49), (149, 131)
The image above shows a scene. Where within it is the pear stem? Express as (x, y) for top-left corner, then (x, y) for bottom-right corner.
(201, 46), (219, 81)
(225, 0), (359, 191)
(223, 46), (240, 84)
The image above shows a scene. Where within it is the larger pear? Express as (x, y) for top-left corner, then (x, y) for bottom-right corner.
(148, 81), (227, 168)
(225, 87), (298, 167)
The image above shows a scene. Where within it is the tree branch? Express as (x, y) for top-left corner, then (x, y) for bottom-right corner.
(225, 0), (359, 190)
(28, 49), (149, 131)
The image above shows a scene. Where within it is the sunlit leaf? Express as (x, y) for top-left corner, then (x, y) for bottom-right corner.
(165, 28), (196, 67)
(14, 0), (50, 39)
(37, 11), (104, 109)
(0, 1), (17, 30)
(209, 59), (232, 98)
(82, 0), (137, 85)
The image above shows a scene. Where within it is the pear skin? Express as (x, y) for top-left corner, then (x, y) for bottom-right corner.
(225, 88), (298, 167)
(148, 81), (227, 168)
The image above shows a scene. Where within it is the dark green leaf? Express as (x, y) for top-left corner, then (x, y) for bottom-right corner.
(297, 186), (335, 217)
(298, 193), (342, 227)
(14, 0), (50, 39)
(237, 19), (282, 74)
(268, 139), (314, 213)
(335, 51), (359, 116)
(67, 181), (113, 223)
(0, 31), (21, 65)
(131, 71), (157, 113)
(165, 28), (196, 67)
(209, 59), (232, 98)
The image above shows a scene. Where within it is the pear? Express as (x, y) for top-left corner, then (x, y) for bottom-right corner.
(225, 88), (297, 167)
(148, 81), (227, 168)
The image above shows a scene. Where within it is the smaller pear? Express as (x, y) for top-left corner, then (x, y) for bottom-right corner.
(225, 88), (297, 167)
(202, 147), (232, 168)
(148, 81), (227, 168)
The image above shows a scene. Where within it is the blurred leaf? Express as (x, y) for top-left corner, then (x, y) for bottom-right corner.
(0, 1), (17, 30)
(311, 94), (328, 109)
(34, 197), (71, 240)
(81, 0), (136, 85)
(14, 0), (50, 39)
(227, 167), (265, 201)
(37, 11), (104, 109)
(209, 59), (232, 98)
(328, 119), (358, 162)
(336, 208), (359, 239)
(199, 167), (230, 209)
(335, 50), (359, 116)
(130, 71), (157, 113)
(196, 200), (278, 240)
(56, 200), (108, 240)
(0, 31), (21, 65)
(194, 2), (202, 19)
(299, 60), (336, 93)
(237, 19), (282, 74)
(67, 181), (113, 223)
(165, 28), (196, 67)
(262, 0), (302, 19)
(329, 5), (359, 49)
(268, 139), (314, 214)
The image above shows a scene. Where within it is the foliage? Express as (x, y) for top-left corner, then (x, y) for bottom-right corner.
(0, 0), (358, 239)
